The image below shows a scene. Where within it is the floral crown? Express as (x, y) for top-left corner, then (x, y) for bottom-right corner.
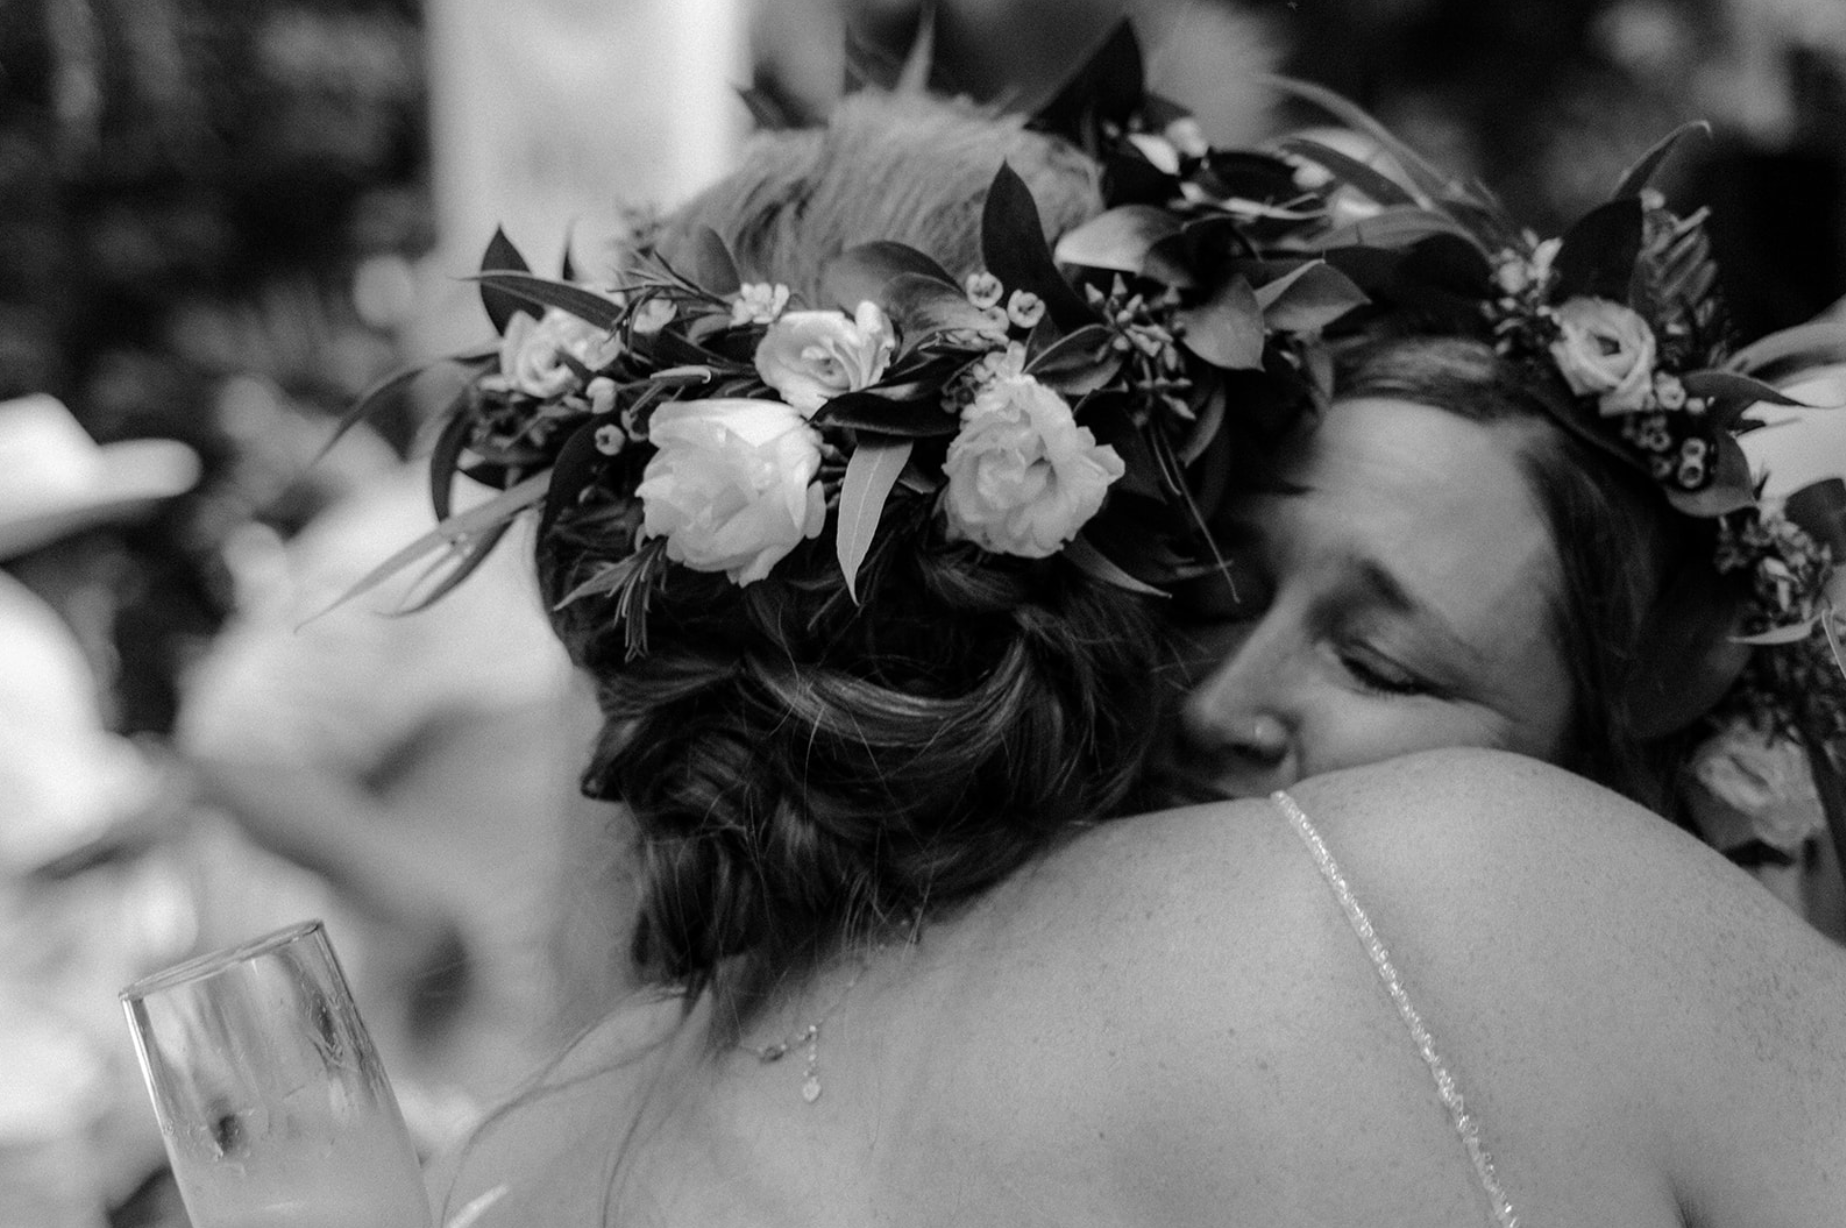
(325, 45), (1367, 655)
(1229, 88), (1846, 749)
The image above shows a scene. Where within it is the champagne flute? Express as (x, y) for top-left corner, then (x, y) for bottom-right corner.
(120, 920), (433, 1228)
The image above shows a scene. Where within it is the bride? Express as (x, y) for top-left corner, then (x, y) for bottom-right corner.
(404, 68), (1846, 1228)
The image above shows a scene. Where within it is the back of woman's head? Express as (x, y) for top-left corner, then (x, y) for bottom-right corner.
(545, 93), (1155, 999)
(1332, 335), (1714, 807)
(652, 91), (1105, 304)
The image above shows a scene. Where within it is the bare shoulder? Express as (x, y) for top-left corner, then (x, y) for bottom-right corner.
(425, 991), (690, 1227)
(1043, 748), (1846, 1226)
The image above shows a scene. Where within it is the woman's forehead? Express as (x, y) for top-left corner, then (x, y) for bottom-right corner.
(1263, 396), (1564, 631)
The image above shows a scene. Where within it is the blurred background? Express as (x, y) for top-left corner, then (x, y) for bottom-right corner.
(0, 0), (1841, 1224)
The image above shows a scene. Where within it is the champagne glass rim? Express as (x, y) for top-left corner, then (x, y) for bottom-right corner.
(119, 918), (327, 1002)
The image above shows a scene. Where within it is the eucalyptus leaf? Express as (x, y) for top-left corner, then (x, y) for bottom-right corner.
(823, 241), (959, 312)
(836, 438), (913, 601)
(1052, 205), (1184, 276)
(1177, 276), (1265, 370)
(1253, 261), (1370, 333)
(479, 227), (532, 335)
(473, 271), (624, 330)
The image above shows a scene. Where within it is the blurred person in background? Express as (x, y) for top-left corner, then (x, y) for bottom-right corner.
(174, 383), (634, 1155)
(0, 393), (204, 1216)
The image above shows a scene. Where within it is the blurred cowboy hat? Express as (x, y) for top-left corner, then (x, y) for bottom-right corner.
(0, 394), (201, 561)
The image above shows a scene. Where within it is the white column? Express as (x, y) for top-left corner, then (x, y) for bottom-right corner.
(415, 0), (747, 359)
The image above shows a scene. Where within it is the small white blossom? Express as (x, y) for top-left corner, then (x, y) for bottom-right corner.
(964, 271), (1004, 310)
(1006, 290), (1046, 330)
(731, 282), (791, 327)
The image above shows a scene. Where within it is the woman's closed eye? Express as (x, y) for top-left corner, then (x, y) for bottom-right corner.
(1334, 640), (1437, 698)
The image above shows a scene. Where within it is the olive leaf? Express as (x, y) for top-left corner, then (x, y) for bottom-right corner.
(823, 241), (959, 313)
(836, 437), (913, 601)
(472, 271), (624, 330)
(1052, 205), (1185, 278)
(1177, 275), (1265, 370)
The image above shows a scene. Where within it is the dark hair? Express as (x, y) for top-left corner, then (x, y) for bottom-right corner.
(537, 94), (1153, 1003)
(1331, 335), (1714, 808)
(540, 500), (1166, 998)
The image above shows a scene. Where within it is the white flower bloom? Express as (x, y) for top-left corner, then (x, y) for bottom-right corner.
(636, 398), (825, 585)
(587, 377), (618, 416)
(1686, 721), (1825, 857)
(964, 272), (1004, 310)
(753, 302), (896, 414)
(498, 308), (623, 399)
(731, 282), (791, 327)
(632, 298), (678, 335)
(1548, 296), (1658, 415)
(1006, 290), (1046, 330)
(941, 374), (1124, 558)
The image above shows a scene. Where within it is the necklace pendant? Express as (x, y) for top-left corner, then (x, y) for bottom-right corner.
(801, 1075), (822, 1103)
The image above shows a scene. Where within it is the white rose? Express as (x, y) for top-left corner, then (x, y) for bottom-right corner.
(941, 375), (1124, 558)
(754, 302), (895, 413)
(499, 307), (623, 398)
(1548, 296), (1658, 416)
(636, 398), (826, 585)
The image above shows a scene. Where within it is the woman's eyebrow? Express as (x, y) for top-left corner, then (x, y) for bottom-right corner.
(1343, 554), (1490, 672)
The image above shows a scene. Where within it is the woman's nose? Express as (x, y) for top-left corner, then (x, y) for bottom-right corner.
(1175, 623), (1299, 792)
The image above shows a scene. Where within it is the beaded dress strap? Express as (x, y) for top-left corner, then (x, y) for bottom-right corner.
(1270, 790), (1521, 1228)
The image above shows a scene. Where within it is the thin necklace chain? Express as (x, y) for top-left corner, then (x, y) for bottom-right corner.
(739, 934), (898, 1103)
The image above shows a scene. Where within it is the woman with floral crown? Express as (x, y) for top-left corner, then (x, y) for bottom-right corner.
(344, 30), (1846, 1228)
(1164, 90), (1846, 938)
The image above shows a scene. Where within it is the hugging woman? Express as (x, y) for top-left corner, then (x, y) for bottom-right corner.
(1170, 112), (1846, 937)
(360, 39), (1846, 1228)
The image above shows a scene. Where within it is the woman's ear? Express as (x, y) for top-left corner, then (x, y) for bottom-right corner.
(1625, 565), (1753, 739)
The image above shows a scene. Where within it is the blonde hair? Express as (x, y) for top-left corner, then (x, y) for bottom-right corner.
(651, 92), (1105, 303)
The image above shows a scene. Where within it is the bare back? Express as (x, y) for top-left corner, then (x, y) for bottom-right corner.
(433, 749), (1846, 1228)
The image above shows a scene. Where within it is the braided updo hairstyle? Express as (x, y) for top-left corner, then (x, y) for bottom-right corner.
(541, 93), (1168, 1002)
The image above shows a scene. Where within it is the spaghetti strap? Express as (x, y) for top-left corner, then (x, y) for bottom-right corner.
(1270, 790), (1522, 1228)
